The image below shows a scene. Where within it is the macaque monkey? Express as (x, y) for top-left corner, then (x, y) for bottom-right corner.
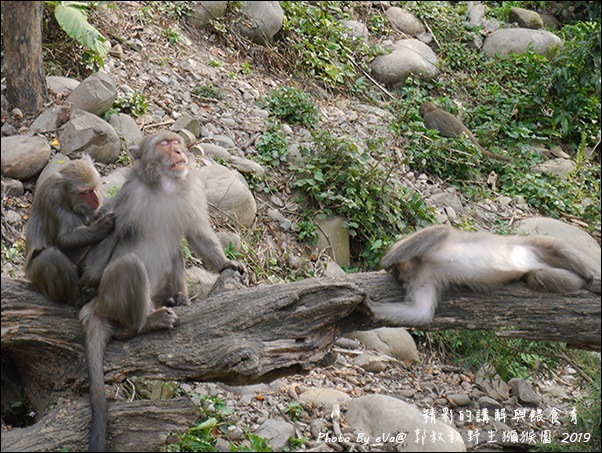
(419, 102), (512, 163)
(79, 132), (245, 452)
(24, 156), (114, 307)
(373, 225), (601, 326)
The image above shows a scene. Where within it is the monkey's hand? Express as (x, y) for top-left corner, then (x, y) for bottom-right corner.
(221, 260), (247, 277)
(90, 212), (116, 235)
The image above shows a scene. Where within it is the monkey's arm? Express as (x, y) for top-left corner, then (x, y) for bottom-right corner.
(56, 211), (115, 251)
(186, 230), (245, 274)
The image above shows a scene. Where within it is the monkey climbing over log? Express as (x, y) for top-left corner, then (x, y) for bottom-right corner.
(419, 101), (512, 163)
(78, 132), (246, 452)
(372, 225), (601, 326)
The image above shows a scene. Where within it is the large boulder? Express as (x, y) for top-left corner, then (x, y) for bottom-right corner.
(482, 28), (562, 59)
(59, 109), (121, 164)
(234, 1), (284, 45)
(371, 39), (438, 86)
(1, 135), (51, 181)
(197, 164), (257, 228)
(65, 72), (117, 116)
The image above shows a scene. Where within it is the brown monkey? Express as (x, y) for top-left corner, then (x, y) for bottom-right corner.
(24, 156), (114, 307)
(79, 132), (245, 452)
(419, 102), (512, 163)
(373, 225), (601, 326)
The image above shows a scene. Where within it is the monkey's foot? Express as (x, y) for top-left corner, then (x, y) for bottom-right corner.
(166, 292), (190, 307)
(146, 307), (177, 331)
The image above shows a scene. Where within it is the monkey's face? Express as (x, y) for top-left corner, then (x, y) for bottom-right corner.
(78, 184), (102, 211)
(154, 135), (190, 179)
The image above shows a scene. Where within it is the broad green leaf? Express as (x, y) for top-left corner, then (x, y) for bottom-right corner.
(54, 2), (109, 58)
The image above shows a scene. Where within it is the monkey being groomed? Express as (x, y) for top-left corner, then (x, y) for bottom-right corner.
(78, 132), (245, 452)
(373, 225), (601, 326)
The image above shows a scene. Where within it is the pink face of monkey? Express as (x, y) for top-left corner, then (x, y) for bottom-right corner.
(155, 135), (189, 177)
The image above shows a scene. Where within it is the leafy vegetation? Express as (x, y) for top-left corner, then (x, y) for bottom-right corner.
(44, 1), (109, 71)
(111, 91), (148, 118)
(260, 86), (320, 128)
(291, 129), (434, 267)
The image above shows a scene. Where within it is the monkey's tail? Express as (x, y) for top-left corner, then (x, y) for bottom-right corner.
(80, 305), (112, 452)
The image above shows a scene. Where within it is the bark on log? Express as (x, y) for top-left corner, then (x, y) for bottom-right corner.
(1, 272), (600, 451)
(0, 398), (198, 452)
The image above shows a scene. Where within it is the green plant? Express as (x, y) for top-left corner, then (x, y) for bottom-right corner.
(164, 26), (182, 45)
(44, 1), (109, 69)
(294, 219), (318, 244)
(112, 91), (148, 118)
(256, 122), (289, 165)
(284, 401), (303, 422)
(291, 130), (434, 267)
(261, 87), (320, 129)
(279, 2), (379, 91)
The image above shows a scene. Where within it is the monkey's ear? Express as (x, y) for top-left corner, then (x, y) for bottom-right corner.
(128, 144), (142, 161)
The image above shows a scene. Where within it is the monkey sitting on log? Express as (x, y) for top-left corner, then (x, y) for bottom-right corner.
(79, 132), (245, 452)
(419, 101), (512, 163)
(373, 225), (601, 326)
(24, 155), (114, 307)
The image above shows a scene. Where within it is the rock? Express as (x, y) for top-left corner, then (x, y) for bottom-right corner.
(46, 76), (80, 95)
(102, 167), (129, 198)
(346, 395), (466, 452)
(198, 164), (257, 227)
(171, 116), (201, 138)
(1, 177), (24, 197)
(234, 1), (284, 45)
(1, 122), (17, 136)
(65, 72), (117, 116)
(1, 135), (51, 181)
(341, 20), (368, 39)
(254, 419), (295, 451)
(446, 393), (471, 407)
(322, 260), (346, 277)
(201, 143), (232, 161)
(508, 378), (541, 406)
(430, 191), (464, 213)
(315, 215), (350, 267)
(298, 388), (351, 411)
(346, 327), (419, 363)
(230, 155), (266, 178)
(482, 28), (563, 59)
(475, 364), (510, 401)
(213, 134), (236, 149)
(371, 39), (438, 86)
(30, 104), (73, 133)
(466, 1), (486, 27)
(187, 1), (228, 29)
(59, 109), (121, 164)
(516, 217), (601, 272)
(478, 396), (503, 411)
(508, 7), (544, 29)
(107, 113), (142, 149)
(36, 153), (71, 189)
(531, 157), (576, 178)
(385, 7), (425, 35)
(186, 266), (219, 300)
(355, 353), (390, 373)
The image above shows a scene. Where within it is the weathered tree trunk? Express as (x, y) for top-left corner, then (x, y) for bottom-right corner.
(1, 273), (600, 451)
(3, 1), (48, 113)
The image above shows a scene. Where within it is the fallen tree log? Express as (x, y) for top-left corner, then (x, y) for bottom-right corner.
(1, 271), (600, 451)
